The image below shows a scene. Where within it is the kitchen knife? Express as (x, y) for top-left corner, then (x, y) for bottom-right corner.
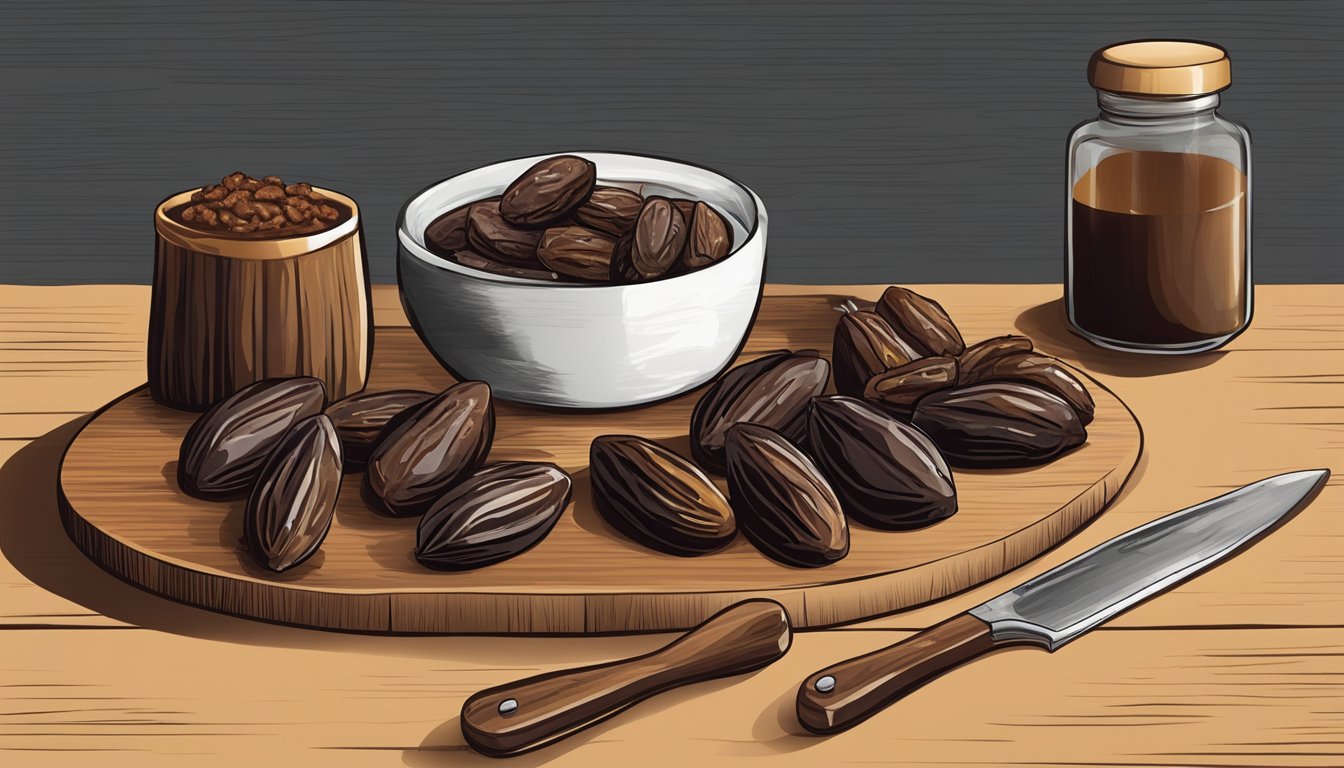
(462, 598), (791, 757)
(796, 468), (1330, 734)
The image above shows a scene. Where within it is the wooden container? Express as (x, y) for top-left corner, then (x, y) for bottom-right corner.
(148, 187), (373, 410)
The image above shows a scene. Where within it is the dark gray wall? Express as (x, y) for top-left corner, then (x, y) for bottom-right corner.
(2, 0), (1340, 284)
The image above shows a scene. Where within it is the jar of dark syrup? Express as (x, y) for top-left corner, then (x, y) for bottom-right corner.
(1067, 41), (1251, 354)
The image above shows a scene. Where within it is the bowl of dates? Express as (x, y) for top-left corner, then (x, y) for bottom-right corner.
(397, 152), (766, 409)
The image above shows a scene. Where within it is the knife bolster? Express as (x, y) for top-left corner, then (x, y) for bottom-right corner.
(967, 610), (1061, 650)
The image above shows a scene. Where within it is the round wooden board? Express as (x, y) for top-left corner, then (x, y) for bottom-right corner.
(58, 294), (1142, 635)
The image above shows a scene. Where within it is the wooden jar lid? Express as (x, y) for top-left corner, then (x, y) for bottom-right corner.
(1089, 40), (1231, 97)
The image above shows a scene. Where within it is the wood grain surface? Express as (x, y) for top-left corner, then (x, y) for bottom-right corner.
(147, 208), (372, 409)
(57, 293), (1140, 633)
(0, 283), (1340, 766)
(2, 1), (1342, 285)
(460, 599), (791, 756)
(796, 612), (1002, 735)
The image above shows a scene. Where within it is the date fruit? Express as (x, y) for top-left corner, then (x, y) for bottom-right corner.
(590, 435), (735, 556)
(428, 156), (738, 285)
(958, 335), (1033, 384)
(807, 395), (957, 530)
(726, 424), (848, 568)
(831, 310), (920, 397)
(363, 381), (494, 517)
(876, 286), (966, 357)
(672, 198), (696, 231)
(912, 382), (1087, 468)
(628, 197), (687, 280)
(608, 232), (640, 283)
(862, 356), (959, 417)
(416, 462), (573, 571)
(423, 203), (470, 256)
(499, 155), (596, 226)
(973, 354), (1095, 425)
(244, 414), (342, 573)
(449, 249), (561, 281)
(466, 200), (545, 266)
(537, 225), (618, 281)
(325, 389), (434, 471)
(690, 349), (830, 474)
(178, 376), (327, 499)
(684, 201), (732, 269)
(573, 186), (644, 236)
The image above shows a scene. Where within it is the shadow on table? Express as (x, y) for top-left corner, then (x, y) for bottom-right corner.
(0, 421), (841, 760)
(0, 304), (1151, 761)
(0, 419), (665, 669)
(403, 668), (785, 765)
(0, 420), (807, 761)
(1014, 298), (1227, 377)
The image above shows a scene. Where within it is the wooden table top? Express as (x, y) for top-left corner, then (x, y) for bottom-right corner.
(0, 283), (1339, 767)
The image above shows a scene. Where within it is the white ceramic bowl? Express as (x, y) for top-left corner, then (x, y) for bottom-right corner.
(397, 152), (767, 409)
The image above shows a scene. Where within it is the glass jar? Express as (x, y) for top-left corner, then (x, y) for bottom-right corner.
(1067, 40), (1251, 354)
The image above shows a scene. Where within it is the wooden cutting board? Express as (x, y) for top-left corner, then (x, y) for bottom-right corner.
(57, 294), (1141, 635)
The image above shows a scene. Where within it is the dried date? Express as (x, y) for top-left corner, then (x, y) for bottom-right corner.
(690, 350), (830, 474)
(178, 377), (327, 499)
(958, 335), (1033, 384)
(498, 155), (596, 226)
(726, 424), (848, 568)
(912, 382), (1086, 468)
(875, 286), (966, 357)
(537, 226), (618, 282)
(325, 389), (434, 471)
(416, 462), (572, 570)
(627, 197), (687, 280)
(831, 310), (920, 397)
(244, 414), (343, 572)
(363, 381), (494, 517)
(590, 435), (735, 556)
(862, 356), (959, 417)
(466, 200), (545, 267)
(573, 186), (643, 236)
(807, 395), (957, 529)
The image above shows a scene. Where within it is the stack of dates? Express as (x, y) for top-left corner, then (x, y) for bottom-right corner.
(423, 155), (734, 283)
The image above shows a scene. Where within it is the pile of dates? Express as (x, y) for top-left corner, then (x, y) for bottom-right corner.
(588, 286), (1093, 568)
(834, 286), (1093, 464)
(174, 285), (1092, 574)
(422, 155), (734, 283)
(178, 378), (571, 573)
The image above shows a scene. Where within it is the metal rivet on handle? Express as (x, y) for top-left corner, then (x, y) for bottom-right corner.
(814, 675), (836, 693)
(498, 698), (519, 715)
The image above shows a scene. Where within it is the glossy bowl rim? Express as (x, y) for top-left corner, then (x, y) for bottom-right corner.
(396, 150), (764, 290)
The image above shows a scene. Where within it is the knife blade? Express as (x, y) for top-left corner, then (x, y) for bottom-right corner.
(796, 468), (1330, 734)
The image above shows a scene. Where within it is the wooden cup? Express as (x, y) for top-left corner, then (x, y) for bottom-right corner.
(148, 187), (373, 410)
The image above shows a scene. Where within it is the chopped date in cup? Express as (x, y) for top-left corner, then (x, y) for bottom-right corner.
(169, 172), (350, 238)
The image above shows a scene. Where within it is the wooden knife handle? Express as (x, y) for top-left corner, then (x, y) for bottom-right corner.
(462, 599), (792, 757)
(797, 613), (1026, 734)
